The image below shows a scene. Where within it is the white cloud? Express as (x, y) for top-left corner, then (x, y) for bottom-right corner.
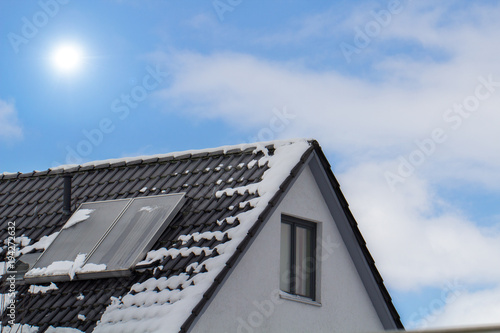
(0, 99), (22, 141)
(338, 161), (500, 291)
(150, 2), (500, 327)
(417, 285), (500, 329)
(151, 1), (500, 189)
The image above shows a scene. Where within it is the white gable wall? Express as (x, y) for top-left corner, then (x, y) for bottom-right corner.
(191, 164), (385, 333)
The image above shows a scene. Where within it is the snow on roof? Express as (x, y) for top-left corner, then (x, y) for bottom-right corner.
(29, 282), (59, 294)
(92, 139), (311, 333)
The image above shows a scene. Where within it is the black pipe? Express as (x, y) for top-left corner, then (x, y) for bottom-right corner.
(63, 174), (72, 216)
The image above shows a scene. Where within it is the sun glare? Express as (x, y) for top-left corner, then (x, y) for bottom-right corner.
(51, 44), (84, 73)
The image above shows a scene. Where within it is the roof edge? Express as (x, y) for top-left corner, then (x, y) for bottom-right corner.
(1, 139), (314, 180)
(308, 141), (404, 330)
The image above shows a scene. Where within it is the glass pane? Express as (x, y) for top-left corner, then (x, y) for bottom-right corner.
(280, 222), (291, 293)
(31, 199), (130, 272)
(295, 226), (312, 297)
(86, 194), (185, 272)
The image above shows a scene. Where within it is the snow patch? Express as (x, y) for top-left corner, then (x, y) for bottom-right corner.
(178, 231), (226, 245)
(139, 206), (158, 213)
(63, 209), (94, 229)
(46, 326), (85, 333)
(247, 159), (258, 168)
(25, 253), (106, 280)
(0, 292), (16, 315)
(17, 235), (31, 247)
(2, 324), (38, 332)
(137, 247), (213, 266)
(20, 232), (59, 255)
(29, 282), (58, 294)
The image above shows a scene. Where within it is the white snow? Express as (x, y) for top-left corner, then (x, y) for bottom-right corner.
(78, 314), (86, 321)
(139, 206), (158, 213)
(25, 253), (106, 280)
(2, 324), (38, 332)
(247, 159), (258, 168)
(29, 282), (58, 294)
(78, 262), (107, 273)
(0, 261), (9, 276)
(20, 232), (60, 255)
(94, 139), (311, 333)
(76, 293), (85, 300)
(0, 292), (16, 315)
(16, 235), (31, 247)
(215, 183), (259, 198)
(63, 209), (94, 229)
(140, 187), (148, 193)
(25, 260), (74, 279)
(68, 253), (87, 279)
(137, 247), (213, 266)
(46, 326), (85, 333)
(178, 231), (226, 245)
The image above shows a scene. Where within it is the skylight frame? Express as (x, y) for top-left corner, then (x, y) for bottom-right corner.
(25, 193), (186, 283)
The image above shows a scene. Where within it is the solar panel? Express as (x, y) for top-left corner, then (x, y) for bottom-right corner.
(85, 195), (185, 276)
(25, 194), (185, 283)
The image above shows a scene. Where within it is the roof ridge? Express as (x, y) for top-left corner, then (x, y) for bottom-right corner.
(1, 138), (313, 180)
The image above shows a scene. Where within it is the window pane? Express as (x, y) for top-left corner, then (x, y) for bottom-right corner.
(295, 226), (312, 297)
(280, 222), (291, 293)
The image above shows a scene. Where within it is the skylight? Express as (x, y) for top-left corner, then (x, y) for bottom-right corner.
(25, 194), (185, 283)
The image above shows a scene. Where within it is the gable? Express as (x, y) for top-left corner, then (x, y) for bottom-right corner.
(190, 164), (386, 332)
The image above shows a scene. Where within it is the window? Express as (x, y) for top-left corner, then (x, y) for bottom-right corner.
(280, 215), (316, 300)
(25, 194), (185, 283)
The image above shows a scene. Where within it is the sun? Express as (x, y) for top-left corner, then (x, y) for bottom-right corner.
(51, 44), (84, 73)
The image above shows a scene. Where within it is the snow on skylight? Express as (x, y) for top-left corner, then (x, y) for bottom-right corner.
(63, 209), (94, 230)
(20, 232), (60, 255)
(25, 253), (106, 280)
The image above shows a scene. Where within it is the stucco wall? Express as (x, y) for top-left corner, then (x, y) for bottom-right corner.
(191, 164), (385, 333)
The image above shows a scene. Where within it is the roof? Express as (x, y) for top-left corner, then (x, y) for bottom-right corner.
(0, 139), (403, 332)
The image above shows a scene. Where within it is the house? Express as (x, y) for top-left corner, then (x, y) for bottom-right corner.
(0, 139), (404, 332)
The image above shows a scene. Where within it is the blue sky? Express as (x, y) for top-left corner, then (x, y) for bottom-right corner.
(2, 0), (500, 329)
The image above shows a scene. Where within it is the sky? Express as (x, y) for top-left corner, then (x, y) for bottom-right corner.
(1, 0), (500, 329)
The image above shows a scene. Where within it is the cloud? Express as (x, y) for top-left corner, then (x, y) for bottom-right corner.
(0, 99), (22, 141)
(338, 161), (500, 291)
(417, 285), (500, 329)
(149, 3), (500, 325)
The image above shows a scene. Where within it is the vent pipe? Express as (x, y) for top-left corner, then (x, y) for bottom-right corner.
(63, 174), (72, 216)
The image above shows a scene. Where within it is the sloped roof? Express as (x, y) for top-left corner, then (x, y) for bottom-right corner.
(0, 139), (403, 332)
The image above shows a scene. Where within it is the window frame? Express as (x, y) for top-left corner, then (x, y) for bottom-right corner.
(280, 215), (317, 301)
